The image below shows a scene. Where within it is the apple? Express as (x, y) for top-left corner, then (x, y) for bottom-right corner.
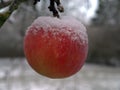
(24, 16), (88, 79)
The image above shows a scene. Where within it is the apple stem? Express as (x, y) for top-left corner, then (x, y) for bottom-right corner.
(33, 0), (41, 5)
(48, 0), (64, 18)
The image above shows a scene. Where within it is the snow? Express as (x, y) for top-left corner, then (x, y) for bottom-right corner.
(26, 16), (88, 45)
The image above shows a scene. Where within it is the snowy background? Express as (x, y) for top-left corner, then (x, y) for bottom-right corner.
(0, 58), (120, 90)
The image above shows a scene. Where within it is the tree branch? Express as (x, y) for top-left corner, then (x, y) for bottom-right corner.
(0, 0), (27, 28)
(0, 0), (64, 28)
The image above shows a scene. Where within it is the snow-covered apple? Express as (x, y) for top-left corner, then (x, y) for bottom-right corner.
(24, 16), (88, 78)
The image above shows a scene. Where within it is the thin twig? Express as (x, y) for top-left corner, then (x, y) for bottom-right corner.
(48, 0), (64, 18)
(55, 0), (64, 12)
(48, 0), (59, 17)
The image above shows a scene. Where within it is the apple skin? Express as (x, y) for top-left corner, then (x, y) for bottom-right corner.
(24, 16), (88, 79)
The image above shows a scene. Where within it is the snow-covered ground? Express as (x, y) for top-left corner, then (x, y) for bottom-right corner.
(0, 58), (120, 90)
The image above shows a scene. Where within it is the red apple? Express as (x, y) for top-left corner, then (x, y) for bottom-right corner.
(24, 16), (88, 79)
